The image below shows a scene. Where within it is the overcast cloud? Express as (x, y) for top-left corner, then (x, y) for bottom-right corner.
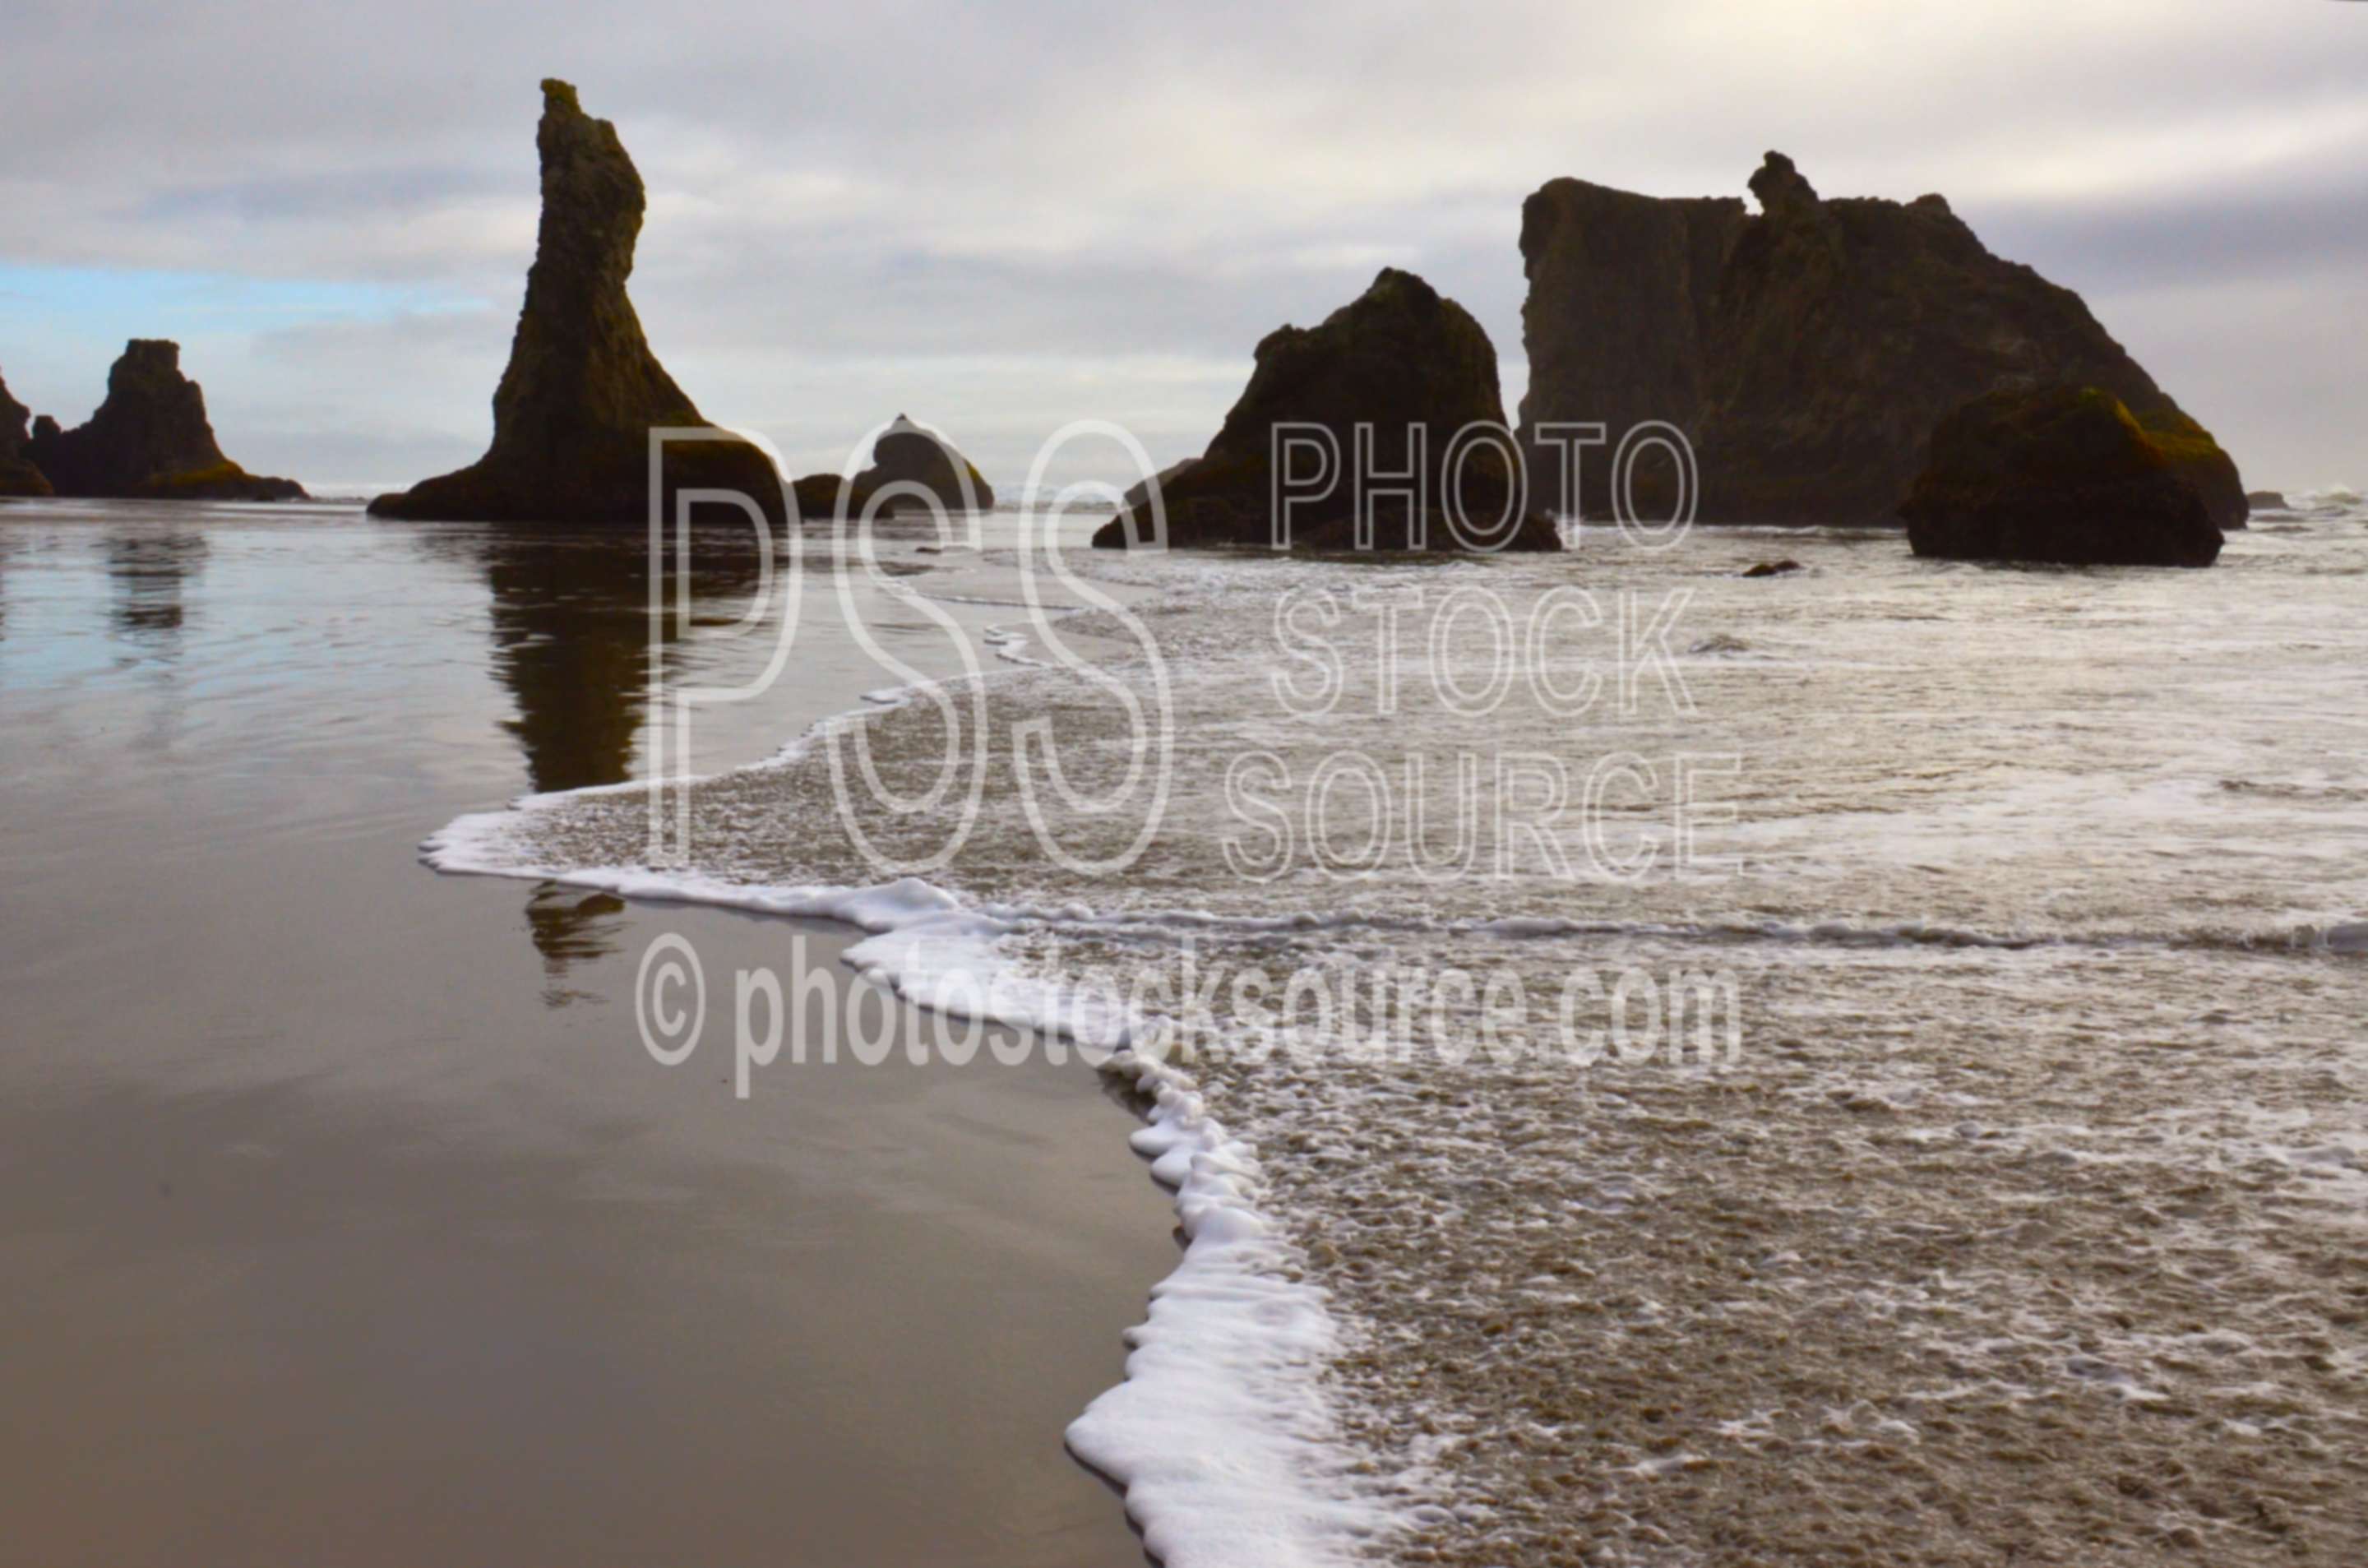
(2, 0), (2362, 493)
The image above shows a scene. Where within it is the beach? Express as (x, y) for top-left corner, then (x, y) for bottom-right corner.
(443, 498), (2368, 1565)
(3, 493), (2365, 1566)
(0, 502), (1170, 1567)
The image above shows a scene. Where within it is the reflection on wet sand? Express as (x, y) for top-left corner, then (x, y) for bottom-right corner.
(0, 502), (1173, 1568)
(524, 882), (629, 1005)
(423, 526), (770, 987)
(104, 527), (207, 650)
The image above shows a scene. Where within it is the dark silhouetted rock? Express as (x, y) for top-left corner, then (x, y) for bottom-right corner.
(789, 474), (858, 520)
(24, 340), (303, 501)
(1096, 268), (1560, 553)
(1119, 457), (1198, 520)
(789, 471), (928, 521)
(2245, 489), (2288, 511)
(1515, 181), (1744, 530)
(0, 366), (51, 497)
(1901, 385), (2222, 567)
(852, 415), (993, 511)
(1741, 559), (1802, 578)
(1519, 154), (2246, 531)
(370, 80), (780, 525)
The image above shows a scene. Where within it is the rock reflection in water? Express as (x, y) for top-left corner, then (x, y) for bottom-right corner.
(424, 525), (770, 982)
(104, 527), (207, 650)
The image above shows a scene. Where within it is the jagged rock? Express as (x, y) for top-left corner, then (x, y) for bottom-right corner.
(1518, 153), (2247, 531)
(1901, 385), (2222, 567)
(1105, 456), (1206, 534)
(370, 80), (779, 525)
(1096, 268), (1560, 552)
(1119, 457), (1198, 519)
(852, 415), (993, 511)
(2245, 489), (2289, 511)
(0, 366), (51, 497)
(23, 340), (303, 501)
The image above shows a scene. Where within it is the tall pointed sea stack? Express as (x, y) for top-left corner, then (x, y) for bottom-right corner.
(0, 366), (53, 497)
(370, 81), (781, 525)
(23, 341), (303, 500)
(1517, 154), (2246, 530)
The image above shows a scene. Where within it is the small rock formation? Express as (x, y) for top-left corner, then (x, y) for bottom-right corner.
(2245, 489), (2289, 511)
(370, 80), (780, 525)
(789, 474), (860, 520)
(1518, 154), (2247, 531)
(1118, 457), (1198, 520)
(1741, 559), (1803, 578)
(0, 366), (52, 497)
(23, 340), (303, 500)
(852, 415), (994, 511)
(1901, 385), (2223, 567)
(1095, 268), (1560, 552)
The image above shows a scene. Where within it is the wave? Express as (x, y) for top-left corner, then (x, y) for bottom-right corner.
(423, 648), (1411, 1568)
(419, 556), (2366, 1566)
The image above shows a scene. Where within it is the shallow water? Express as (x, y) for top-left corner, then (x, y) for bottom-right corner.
(460, 505), (2368, 1564)
(0, 501), (1172, 1567)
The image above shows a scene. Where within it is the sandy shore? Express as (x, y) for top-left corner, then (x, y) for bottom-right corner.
(0, 506), (1171, 1566)
(0, 883), (1173, 1567)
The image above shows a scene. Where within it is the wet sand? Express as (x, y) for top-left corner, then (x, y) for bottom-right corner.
(0, 505), (1169, 1566)
(489, 522), (2368, 1566)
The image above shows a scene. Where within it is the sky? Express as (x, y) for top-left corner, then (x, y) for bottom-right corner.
(2, 0), (2363, 496)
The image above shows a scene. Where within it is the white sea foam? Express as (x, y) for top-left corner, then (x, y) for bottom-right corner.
(423, 645), (1414, 1568)
(423, 520), (2368, 1566)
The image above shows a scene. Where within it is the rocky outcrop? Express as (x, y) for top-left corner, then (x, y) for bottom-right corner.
(1118, 457), (1198, 520)
(370, 80), (780, 525)
(789, 474), (863, 520)
(1901, 385), (2222, 567)
(1519, 154), (2247, 531)
(852, 415), (993, 511)
(2245, 489), (2289, 511)
(0, 366), (51, 497)
(23, 340), (303, 500)
(1096, 268), (1559, 552)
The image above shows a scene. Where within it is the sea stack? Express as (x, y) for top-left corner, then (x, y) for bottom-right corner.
(1517, 154), (2246, 530)
(0, 367), (53, 497)
(369, 80), (781, 525)
(852, 416), (995, 511)
(1096, 267), (1560, 552)
(23, 341), (303, 500)
(1118, 456), (1198, 520)
(1901, 385), (2223, 567)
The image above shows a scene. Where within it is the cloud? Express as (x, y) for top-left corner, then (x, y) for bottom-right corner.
(0, 0), (2361, 489)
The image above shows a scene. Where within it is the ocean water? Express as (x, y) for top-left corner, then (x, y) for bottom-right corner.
(437, 494), (2368, 1565)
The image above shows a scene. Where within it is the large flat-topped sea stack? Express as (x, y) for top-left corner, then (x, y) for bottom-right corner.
(370, 80), (780, 525)
(1517, 154), (2246, 530)
(0, 367), (52, 497)
(24, 340), (303, 501)
(1096, 267), (1560, 552)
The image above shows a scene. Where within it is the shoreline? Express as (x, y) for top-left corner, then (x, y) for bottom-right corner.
(0, 502), (1183, 1568)
(422, 554), (1404, 1565)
